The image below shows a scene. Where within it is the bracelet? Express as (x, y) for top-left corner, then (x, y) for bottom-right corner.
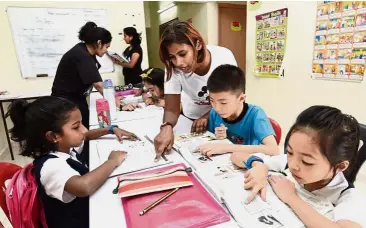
(109, 125), (118, 134)
(243, 155), (264, 169)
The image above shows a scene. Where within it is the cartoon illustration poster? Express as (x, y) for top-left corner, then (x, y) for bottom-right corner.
(255, 8), (288, 78)
(312, 1), (366, 82)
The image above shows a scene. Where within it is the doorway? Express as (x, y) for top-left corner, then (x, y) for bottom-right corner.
(218, 3), (247, 71)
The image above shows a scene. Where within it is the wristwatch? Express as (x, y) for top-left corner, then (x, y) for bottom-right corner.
(160, 121), (173, 129)
(109, 125), (118, 134)
(244, 155), (264, 169)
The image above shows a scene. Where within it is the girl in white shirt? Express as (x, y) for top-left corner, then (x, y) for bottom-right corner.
(154, 20), (237, 159)
(231, 105), (366, 228)
(7, 96), (138, 228)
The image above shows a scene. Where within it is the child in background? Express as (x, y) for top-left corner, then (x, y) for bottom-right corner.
(141, 67), (166, 107)
(231, 105), (366, 227)
(120, 67), (167, 111)
(197, 64), (279, 157)
(7, 96), (137, 228)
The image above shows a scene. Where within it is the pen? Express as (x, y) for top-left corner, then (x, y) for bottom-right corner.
(139, 187), (179, 216)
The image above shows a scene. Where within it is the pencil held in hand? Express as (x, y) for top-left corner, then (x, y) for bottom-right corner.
(139, 187), (179, 216)
(215, 124), (227, 140)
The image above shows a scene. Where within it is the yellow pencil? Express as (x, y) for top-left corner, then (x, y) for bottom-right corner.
(139, 187), (180, 216)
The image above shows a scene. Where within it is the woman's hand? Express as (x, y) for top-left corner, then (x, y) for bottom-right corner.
(154, 126), (174, 160)
(191, 115), (208, 133)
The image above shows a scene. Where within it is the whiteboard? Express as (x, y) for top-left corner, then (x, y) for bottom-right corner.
(7, 7), (114, 78)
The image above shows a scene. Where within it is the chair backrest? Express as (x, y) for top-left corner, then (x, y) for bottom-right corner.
(0, 163), (22, 220)
(347, 123), (366, 184)
(269, 118), (281, 145)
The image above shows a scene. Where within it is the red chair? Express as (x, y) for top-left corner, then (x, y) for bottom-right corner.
(269, 118), (282, 145)
(0, 162), (22, 221)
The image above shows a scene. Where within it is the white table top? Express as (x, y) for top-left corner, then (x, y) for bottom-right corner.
(88, 92), (238, 228)
(0, 90), (51, 101)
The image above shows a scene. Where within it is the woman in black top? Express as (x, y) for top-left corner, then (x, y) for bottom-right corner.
(112, 27), (143, 85)
(51, 21), (112, 129)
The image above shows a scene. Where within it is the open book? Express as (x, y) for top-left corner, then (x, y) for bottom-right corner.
(174, 132), (334, 228)
(107, 51), (129, 63)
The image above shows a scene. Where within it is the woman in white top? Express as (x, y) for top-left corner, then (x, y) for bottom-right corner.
(231, 105), (366, 228)
(154, 20), (237, 159)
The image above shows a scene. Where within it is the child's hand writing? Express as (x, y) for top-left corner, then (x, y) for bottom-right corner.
(113, 128), (140, 142)
(144, 97), (155, 106)
(215, 124), (227, 139)
(196, 143), (227, 157)
(156, 98), (165, 107)
(108, 150), (127, 167)
(122, 102), (139, 111)
(269, 175), (297, 204)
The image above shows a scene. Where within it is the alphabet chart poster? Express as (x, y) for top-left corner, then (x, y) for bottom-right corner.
(312, 1), (366, 82)
(255, 8), (288, 78)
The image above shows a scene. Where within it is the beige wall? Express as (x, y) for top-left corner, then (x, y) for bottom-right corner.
(146, 1), (219, 69)
(206, 2), (219, 45)
(145, 1), (164, 69)
(246, 1), (366, 145)
(0, 1), (148, 156)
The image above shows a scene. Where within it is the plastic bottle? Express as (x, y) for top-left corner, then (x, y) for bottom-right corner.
(96, 98), (111, 128)
(103, 79), (117, 120)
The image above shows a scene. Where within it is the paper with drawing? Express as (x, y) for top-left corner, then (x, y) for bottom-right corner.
(174, 132), (334, 227)
(96, 137), (170, 177)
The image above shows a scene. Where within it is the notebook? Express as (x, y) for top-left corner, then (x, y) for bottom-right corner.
(121, 163), (231, 228)
(117, 165), (193, 198)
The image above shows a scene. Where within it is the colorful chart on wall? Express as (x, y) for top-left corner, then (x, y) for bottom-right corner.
(312, 1), (366, 82)
(255, 8), (288, 78)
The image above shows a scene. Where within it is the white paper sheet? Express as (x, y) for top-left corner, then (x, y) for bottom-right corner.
(95, 137), (171, 177)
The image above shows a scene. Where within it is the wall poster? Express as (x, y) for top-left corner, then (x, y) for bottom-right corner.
(255, 8), (288, 78)
(312, 1), (366, 82)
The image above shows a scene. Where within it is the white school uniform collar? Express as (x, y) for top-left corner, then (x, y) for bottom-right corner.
(50, 151), (73, 159)
(50, 151), (82, 164)
(286, 170), (350, 204)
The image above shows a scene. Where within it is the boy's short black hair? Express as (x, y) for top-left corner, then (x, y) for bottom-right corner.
(207, 64), (246, 94)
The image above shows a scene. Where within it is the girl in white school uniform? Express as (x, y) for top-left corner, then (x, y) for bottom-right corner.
(7, 96), (137, 228)
(231, 105), (366, 227)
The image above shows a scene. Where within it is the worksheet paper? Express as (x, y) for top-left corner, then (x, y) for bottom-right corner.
(96, 137), (170, 177)
(174, 132), (335, 228)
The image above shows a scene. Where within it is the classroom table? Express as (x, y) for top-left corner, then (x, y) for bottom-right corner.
(0, 91), (50, 160)
(88, 92), (239, 228)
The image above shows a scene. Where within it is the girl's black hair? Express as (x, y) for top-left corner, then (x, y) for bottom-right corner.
(284, 105), (360, 183)
(123, 27), (142, 47)
(7, 96), (78, 159)
(79, 21), (112, 46)
(141, 68), (165, 92)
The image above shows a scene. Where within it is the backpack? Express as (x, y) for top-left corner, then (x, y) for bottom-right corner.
(5, 163), (47, 228)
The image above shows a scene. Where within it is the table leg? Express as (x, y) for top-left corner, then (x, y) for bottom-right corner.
(0, 101), (14, 160)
